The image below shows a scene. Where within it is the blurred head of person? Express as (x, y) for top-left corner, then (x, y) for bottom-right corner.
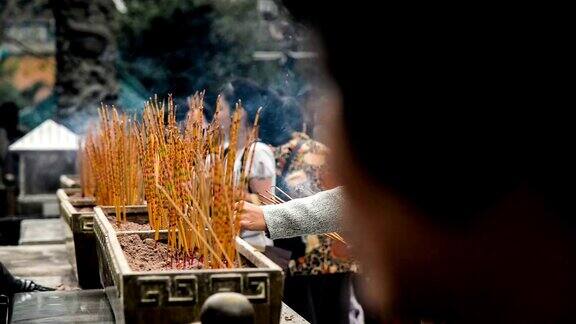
(284, 1), (574, 322)
(221, 78), (298, 147)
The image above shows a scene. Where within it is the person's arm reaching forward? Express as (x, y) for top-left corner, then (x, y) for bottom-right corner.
(239, 187), (343, 240)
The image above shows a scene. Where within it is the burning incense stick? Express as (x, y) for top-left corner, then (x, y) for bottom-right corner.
(82, 106), (144, 223)
(79, 136), (96, 198)
(136, 94), (257, 269)
(82, 93), (262, 269)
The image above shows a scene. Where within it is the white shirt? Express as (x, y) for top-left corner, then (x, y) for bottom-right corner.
(234, 141), (276, 248)
(234, 141), (276, 187)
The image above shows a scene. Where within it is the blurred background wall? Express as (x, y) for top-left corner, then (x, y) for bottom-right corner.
(0, 0), (324, 134)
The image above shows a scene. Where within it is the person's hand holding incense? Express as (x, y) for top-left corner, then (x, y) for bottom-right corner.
(243, 192), (260, 204)
(239, 188), (346, 243)
(238, 201), (267, 232)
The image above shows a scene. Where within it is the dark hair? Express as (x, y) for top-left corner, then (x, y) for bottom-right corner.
(283, 2), (574, 226)
(222, 78), (296, 146)
(280, 96), (303, 134)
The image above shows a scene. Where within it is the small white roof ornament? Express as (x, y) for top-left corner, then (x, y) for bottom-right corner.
(9, 119), (79, 152)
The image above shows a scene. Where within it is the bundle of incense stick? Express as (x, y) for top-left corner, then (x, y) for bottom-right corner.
(139, 94), (259, 269)
(78, 137), (96, 198)
(83, 106), (144, 223)
(259, 188), (347, 244)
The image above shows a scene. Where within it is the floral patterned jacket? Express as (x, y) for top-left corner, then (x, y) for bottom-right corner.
(275, 132), (329, 199)
(275, 132), (356, 275)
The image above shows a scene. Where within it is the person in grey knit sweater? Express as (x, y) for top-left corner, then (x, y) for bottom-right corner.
(239, 187), (343, 239)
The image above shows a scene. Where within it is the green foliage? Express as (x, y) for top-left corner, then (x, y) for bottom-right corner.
(118, 0), (286, 107)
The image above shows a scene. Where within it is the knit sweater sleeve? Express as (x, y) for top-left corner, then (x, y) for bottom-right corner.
(262, 187), (343, 239)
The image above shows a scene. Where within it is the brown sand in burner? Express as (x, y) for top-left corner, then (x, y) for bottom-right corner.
(108, 216), (151, 231)
(118, 234), (169, 271)
(118, 234), (204, 271)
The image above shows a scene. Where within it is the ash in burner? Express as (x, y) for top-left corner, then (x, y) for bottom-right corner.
(118, 234), (204, 271)
(108, 216), (151, 232)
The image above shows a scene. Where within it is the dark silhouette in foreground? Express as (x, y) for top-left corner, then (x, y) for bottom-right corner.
(283, 1), (574, 322)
